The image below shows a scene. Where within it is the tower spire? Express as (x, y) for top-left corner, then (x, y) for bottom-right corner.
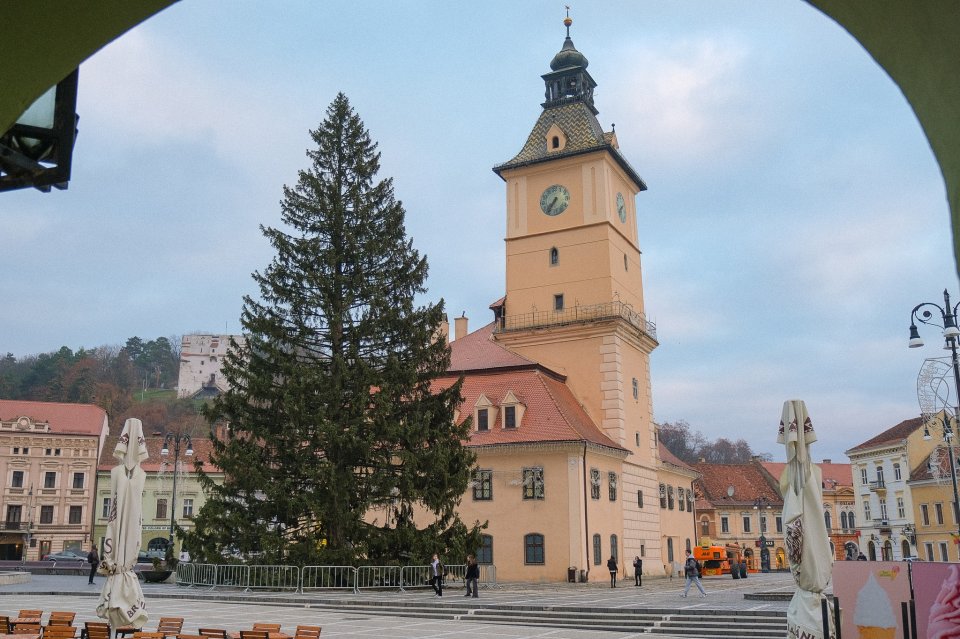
(564, 6), (572, 37)
(542, 10), (597, 114)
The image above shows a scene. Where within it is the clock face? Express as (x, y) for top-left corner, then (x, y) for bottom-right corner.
(616, 192), (627, 223)
(540, 184), (570, 216)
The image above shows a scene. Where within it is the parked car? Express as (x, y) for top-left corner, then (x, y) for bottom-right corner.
(45, 550), (87, 561)
(137, 549), (167, 563)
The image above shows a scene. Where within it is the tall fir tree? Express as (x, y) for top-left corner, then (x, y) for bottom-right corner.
(186, 93), (478, 565)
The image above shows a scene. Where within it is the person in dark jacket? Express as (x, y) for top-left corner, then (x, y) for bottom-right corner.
(633, 556), (642, 586)
(430, 553), (444, 597)
(86, 544), (99, 585)
(464, 554), (479, 598)
(607, 556), (618, 588)
(681, 549), (706, 598)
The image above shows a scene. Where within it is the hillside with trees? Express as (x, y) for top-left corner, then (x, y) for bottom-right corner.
(659, 419), (772, 464)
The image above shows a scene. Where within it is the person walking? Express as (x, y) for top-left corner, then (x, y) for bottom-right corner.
(633, 555), (642, 586)
(86, 544), (99, 585)
(430, 553), (444, 597)
(681, 549), (706, 598)
(606, 555), (618, 588)
(464, 554), (479, 598)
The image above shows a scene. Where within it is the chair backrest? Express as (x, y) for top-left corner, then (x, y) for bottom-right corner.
(0, 615), (10, 634)
(251, 625), (280, 633)
(18, 611), (42, 620)
(85, 621), (112, 639)
(198, 629), (227, 639)
(156, 618), (184, 633)
(11, 624), (42, 635)
(294, 626), (321, 639)
(132, 633), (166, 639)
(44, 626), (77, 639)
(49, 612), (77, 626)
(239, 631), (269, 639)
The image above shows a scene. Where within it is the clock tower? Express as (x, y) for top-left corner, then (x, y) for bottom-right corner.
(491, 16), (661, 564)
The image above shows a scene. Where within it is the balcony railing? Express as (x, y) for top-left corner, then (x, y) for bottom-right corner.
(495, 300), (657, 339)
(2, 521), (28, 531)
(869, 480), (886, 491)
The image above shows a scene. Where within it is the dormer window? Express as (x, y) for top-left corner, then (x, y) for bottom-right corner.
(500, 391), (525, 430)
(474, 394), (497, 432)
(551, 136), (560, 149)
(545, 123), (567, 152)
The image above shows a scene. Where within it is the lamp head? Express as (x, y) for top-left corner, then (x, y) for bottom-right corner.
(909, 324), (924, 348)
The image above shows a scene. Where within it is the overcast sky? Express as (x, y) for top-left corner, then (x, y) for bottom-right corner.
(2, 1), (956, 463)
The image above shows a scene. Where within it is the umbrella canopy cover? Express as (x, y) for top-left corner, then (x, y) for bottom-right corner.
(778, 400), (835, 639)
(96, 417), (150, 628)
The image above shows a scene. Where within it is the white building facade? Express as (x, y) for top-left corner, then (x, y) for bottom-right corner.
(176, 334), (245, 399)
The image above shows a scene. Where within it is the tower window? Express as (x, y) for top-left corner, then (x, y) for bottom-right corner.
(551, 136), (560, 149)
(632, 378), (639, 399)
(550, 247), (559, 266)
(624, 255), (628, 271)
(554, 294), (564, 311)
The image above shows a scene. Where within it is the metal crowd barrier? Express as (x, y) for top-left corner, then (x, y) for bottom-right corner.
(300, 565), (356, 592)
(174, 562), (496, 594)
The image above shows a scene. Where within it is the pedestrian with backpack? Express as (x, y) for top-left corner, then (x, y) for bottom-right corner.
(681, 549), (706, 598)
(430, 553), (444, 597)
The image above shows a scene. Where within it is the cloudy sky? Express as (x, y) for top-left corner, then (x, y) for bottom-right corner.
(2, 1), (956, 462)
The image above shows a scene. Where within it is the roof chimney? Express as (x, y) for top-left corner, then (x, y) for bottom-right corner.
(454, 312), (468, 341)
(435, 317), (449, 345)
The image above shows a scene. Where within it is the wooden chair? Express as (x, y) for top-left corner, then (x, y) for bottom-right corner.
(132, 633), (165, 639)
(238, 631), (268, 639)
(83, 622), (111, 639)
(156, 618), (184, 638)
(250, 625), (279, 634)
(44, 626), (77, 639)
(11, 623), (42, 635)
(48, 612), (77, 626)
(294, 626), (321, 639)
(115, 626), (137, 638)
(18, 611), (42, 620)
(198, 629), (227, 639)
(0, 616), (10, 634)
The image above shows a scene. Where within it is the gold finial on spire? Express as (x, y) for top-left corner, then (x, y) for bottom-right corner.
(564, 6), (572, 35)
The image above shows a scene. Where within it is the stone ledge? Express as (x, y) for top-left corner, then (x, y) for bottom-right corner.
(0, 571), (31, 585)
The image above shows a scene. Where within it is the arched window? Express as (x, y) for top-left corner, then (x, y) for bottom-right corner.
(592, 534), (601, 565)
(824, 510), (832, 531)
(848, 511), (855, 529)
(840, 511), (848, 530)
(868, 541), (877, 561)
(524, 533), (545, 565)
(549, 247), (559, 265)
(477, 535), (493, 564)
(552, 136), (560, 149)
(700, 518), (710, 536)
(610, 534), (618, 561)
(666, 538), (674, 563)
(902, 539), (911, 559)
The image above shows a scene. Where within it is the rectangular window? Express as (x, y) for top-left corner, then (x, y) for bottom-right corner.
(659, 484), (667, 509)
(936, 503), (945, 525)
(860, 468), (868, 485)
(776, 515), (783, 533)
(925, 542), (935, 562)
(894, 464), (902, 481)
(55, 448), (61, 456)
(44, 472), (56, 488)
(880, 501), (888, 520)
(760, 514), (768, 533)
(632, 378), (639, 400)
(68, 505), (82, 524)
(686, 490), (694, 512)
(590, 469), (600, 500)
(6, 505), (22, 523)
(637, 490), (644, 508)
(553, 294), (564, 311)
(524, 533), (545, 565)
(678, 485), (685, 511)
(473, 470), (493, 501)
(742, 515), (752, 534)
(182, 499), (194, 517)
(477, 535), (493, 564)
(45, 448), (52, 456)
(721, 516), (729, 534)
(504, 405), (516, 429)
(156, 498), (167, 520)
(477, 409), (489, 431)
(863, 500), (871, 521)
(11, 471), (23, 488)
(701, 519), (710, 536)
(73, 472), (85, 489)
(102, 498), (112, 519)
(592, 534), (601, 565)
(897, 496), (905, 519)
(667, 486), (675, 510)
(40, 505), (53, 524)
(522, 467), (544, 500)
(608, 473), (617, 501)
(940, 542), (950, 562)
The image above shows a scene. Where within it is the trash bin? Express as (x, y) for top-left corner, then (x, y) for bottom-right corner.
(732, 568), (740, 579)
(568, 567), (576, 583)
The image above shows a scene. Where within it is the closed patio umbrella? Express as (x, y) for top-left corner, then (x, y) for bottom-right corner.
(97, 417), (149, 629)
(778, 400), (835, 639)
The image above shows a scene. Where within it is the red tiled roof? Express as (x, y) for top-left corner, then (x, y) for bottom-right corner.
(98, 434), (222, 473)
(0, 399), (107, 436)
(693, 462), (782, 508)
(433, 368), (624, 452)
(845, 416), (923, 454)
(911, 445), (955, 481)
(448, 322), (538, 372)
(658, 442), (696, 473)
(761, 461), (853, 487)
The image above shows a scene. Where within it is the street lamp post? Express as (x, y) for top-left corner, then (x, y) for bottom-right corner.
(908, 289), (960, 551)
(160, 432), (193, 554)
(753, 496), (772, 572)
